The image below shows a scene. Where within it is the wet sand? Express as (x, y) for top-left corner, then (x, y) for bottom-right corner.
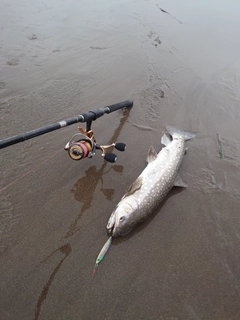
(1, 0), (240, 319)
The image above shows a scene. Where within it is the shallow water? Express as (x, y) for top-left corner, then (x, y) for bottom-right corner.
(1, 0), (240, 319)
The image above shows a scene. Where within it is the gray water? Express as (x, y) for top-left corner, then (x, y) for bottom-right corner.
(1, 0), (240, 319)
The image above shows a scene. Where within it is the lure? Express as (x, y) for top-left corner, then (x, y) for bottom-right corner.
(92, 236), (113, 275)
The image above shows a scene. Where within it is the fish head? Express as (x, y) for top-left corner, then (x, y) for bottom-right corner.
(107, 197), (138, 237)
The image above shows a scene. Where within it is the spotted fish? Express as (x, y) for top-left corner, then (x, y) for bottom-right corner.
(107, 126), (195, 237)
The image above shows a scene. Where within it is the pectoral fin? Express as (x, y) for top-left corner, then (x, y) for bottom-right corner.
(124, 176), (143, 197)
(173, 175), (188, 188)
(147, 146), (158, 163)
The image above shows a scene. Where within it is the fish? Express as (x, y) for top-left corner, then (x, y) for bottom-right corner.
(107, 126), (195, 237)
(92, 236), (112, 274)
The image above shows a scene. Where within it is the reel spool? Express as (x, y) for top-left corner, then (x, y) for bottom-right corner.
(64, 132), (95, 161)
(68, 139), (94, 160)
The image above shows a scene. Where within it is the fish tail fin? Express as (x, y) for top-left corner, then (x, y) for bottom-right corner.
(166, 126), (195, 141)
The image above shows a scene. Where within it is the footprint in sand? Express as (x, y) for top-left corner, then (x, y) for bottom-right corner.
(0, 81), (7, 90)
(148, 31), (162, 47)
(28, 34), (38, 40)
(6, 59), (19, 66)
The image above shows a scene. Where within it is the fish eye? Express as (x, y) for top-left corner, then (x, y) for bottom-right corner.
(119, 216), (125, 222)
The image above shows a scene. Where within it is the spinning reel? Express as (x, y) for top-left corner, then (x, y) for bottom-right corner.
(64, 127), (126, 163)
(0, 100), (133, 163)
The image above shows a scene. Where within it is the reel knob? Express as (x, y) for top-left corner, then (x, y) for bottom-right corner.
(114, 142), (126, 151)
(103, 153), (117, 163)
(72, 148), (81, 157)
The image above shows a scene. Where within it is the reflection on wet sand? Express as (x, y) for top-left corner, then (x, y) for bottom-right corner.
(65, 165), (117, 238)
(65, 108), (131, 238)
(72, 165), (123, 205)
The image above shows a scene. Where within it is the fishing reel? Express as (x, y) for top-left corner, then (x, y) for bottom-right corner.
(64, 127), (126, 163)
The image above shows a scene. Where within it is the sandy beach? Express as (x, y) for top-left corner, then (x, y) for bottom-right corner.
(1, 0), (240, 319)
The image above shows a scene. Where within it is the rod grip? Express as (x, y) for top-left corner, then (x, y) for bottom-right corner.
(105, 100), (133, 114)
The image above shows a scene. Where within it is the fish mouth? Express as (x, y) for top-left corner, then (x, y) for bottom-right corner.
(107, 220), (115, 236)
(112, 225), (120, 237)
(108, 222), (120, 237)
(108, 225), (114, 236)
(107, 210), (117, 235)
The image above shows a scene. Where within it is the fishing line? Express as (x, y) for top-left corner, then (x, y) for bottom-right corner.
(0, 148), (63, 193)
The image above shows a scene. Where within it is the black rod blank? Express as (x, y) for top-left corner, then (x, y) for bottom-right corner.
(0, 100), (133, 149)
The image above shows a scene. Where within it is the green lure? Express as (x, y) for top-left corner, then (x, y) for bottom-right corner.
(92, 236), (113, 275)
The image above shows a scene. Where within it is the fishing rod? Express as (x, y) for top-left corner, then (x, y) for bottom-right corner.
(0, 99), (133, 163)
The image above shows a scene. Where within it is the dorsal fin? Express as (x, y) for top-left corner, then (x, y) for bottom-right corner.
(124, 176), (143, 197)
(147, 146), (158, 163)
(161, 133), (171, 146)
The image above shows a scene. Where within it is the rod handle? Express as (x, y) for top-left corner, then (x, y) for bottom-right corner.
(80, 100), (133, 123)
(105, 100), (133, 113)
